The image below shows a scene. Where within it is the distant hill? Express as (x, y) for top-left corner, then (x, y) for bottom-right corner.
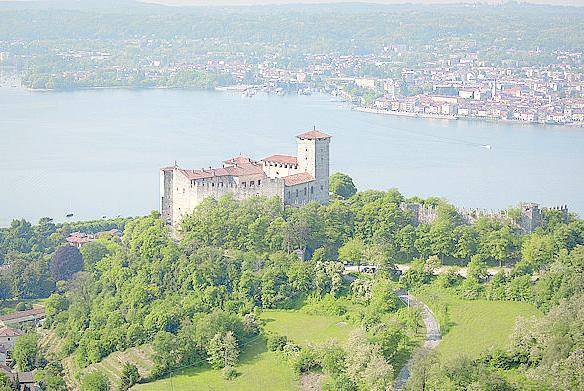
(142, 0), (583, 7)
(0, 0), (583, 10)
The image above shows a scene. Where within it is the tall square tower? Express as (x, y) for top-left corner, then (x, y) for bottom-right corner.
(296, 129), (331, 204)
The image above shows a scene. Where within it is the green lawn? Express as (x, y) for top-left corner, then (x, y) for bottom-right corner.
(261, 310), (354, 346)
(133, 310), (354, 391)
(133, 336), (297, 391)
(415, 286), (541, 360)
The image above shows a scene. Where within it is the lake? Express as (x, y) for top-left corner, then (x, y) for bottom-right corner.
(0, 86), (583, 227)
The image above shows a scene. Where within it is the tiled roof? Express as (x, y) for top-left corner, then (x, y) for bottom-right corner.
(261, 155), (298, 165)
(178, 156), (265, 181)
(0, 327), (23, 337)
(17, 371), (34, 383)
(0, 308), (45, 322)
(66, 232), (94, 245)
(283, 172), (314, 186)
(296, 130), (331, 140)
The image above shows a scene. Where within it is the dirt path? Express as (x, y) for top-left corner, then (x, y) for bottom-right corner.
(394, 291), (441, 390)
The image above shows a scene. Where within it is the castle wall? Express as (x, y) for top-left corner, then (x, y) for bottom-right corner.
(284, 181), (316, 206)
(401, 202), (568, 234)
(160, 170), (174, 225)
(170, 169), (195, 226)
(262, 161), (301, 178)
(166, 170), (285, 226)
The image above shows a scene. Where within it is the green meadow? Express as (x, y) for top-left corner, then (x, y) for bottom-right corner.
(415, 286), (541, 359)
(133, 310), (354, 390)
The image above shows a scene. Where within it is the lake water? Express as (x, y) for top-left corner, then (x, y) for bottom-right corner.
(1, 86), (583, 227)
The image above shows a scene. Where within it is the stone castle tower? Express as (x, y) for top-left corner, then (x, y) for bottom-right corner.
(297, 130), (330, 204)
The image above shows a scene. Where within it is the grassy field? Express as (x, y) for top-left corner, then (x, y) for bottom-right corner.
(415, 286), (541, 360)
(134, 336), (296, 391)
(261, 310), (354, 346)
(133, 310), (354, 391)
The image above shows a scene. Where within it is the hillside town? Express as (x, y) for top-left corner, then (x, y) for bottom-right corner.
(2, 39), (583, 126)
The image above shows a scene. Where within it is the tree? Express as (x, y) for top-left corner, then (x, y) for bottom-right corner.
(466, 255), (488, 282)
(152, 331), (178, 374)
(405, 350), (438, 391)
(50, 245), (83, 281)
(0, 374), (11, 391)
(34, 361), (67, 391)
(207, 331), (239, 369)
(12, 333), (40, 372)
(345, 329), (392, 390)
(338, 238), (365, 265)
(81, 372), (110, 391)
(329, 172), (357, 199)
(119, 362), (139, 391)
(521, 233), (557, 271)
(362, 355), (394, 391)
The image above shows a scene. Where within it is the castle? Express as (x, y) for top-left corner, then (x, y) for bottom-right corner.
(160, 130), (331, 226)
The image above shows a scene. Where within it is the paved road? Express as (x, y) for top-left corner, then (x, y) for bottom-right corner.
(394, 291), (441, 390)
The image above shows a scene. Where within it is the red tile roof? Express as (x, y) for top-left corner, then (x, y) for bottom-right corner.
(66, 232), (94, 245)
(283, 172), (314, 186)
(261, 155), (298, 165)
(223, 156), (253, 166)
(296, 130), (331, 140)
(179, 156), (265, 180)
(0, 308), (45, 322)
(0, 327), (23, 337)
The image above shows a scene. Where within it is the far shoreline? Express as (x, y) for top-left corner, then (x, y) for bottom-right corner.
(13, 85), (584, 129)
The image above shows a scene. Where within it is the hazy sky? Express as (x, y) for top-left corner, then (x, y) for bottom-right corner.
(144, 0), (584, 5)
(0, 0), (581, 6)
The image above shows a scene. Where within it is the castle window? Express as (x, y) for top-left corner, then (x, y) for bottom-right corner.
(320, 185), (324, 191)
(212, 183), (215, 187)
(258, 179), (261, 186)
(304, 188), (307, 196)
(296, 189), (299, 197)
(242, 182), (246, 187)
(250, 181), (255, 186)
(311, 186), (314, 194)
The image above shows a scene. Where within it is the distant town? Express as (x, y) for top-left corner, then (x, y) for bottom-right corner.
(1, 2), (583, 127)
(2, 43), (583, 126)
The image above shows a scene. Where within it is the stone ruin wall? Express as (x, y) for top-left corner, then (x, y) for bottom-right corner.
(400, 202), (569, 234)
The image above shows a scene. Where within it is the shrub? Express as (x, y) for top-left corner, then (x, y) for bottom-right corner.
(15, 302), (32, 311)
(437, 269), (462, 288)
(80, 372), (109, 391)
(222, 366), (238, 380)
(290, 347), (320, 373)
(119, 363), (139, 391)
(266, 333), (288, 352)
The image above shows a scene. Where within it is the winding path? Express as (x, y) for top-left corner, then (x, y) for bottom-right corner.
(394, 291), (442, 390)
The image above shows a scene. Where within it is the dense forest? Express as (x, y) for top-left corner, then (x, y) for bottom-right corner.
(1, 2), (583, 90)
(1, 173), (582, 390)
(1, 2), (582, 51)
